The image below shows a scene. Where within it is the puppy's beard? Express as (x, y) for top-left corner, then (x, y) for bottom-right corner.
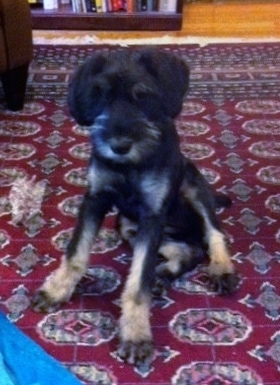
(93, 138), (143, 164)
(91, 117), (161, 165)
(94, 139), (132, 163)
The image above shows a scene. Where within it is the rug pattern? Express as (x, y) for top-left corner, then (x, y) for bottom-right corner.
(0, 43), (280, 384)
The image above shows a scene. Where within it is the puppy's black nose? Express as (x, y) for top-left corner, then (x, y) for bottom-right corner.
(110, 139), (132, 155)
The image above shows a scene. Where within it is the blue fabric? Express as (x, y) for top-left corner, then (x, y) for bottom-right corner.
(0, 312), (81, 385)
(0, 351), (15, 385)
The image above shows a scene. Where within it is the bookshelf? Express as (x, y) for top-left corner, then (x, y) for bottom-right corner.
(30, 2), (183, 30)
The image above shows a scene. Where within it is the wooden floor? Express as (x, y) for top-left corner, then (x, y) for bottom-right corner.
(34, 1), (280, 40)
(181, 0), (280, 38)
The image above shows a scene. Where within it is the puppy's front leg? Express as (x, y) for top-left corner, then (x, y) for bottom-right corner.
(32, 191), (110, 313)
(117, 214), (161, 366)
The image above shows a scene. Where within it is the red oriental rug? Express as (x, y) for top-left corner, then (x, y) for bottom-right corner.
(0, 43), (280, 384)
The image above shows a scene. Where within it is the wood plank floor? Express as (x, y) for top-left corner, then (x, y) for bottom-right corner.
(33, 1), (280, 40)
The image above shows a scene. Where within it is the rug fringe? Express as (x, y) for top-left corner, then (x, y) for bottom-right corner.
(32, 34), (280, 47)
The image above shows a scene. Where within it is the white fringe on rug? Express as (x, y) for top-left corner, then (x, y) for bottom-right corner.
(32, 33), (280, 47)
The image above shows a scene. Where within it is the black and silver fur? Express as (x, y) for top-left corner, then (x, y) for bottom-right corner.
(32, 48), (239, 366)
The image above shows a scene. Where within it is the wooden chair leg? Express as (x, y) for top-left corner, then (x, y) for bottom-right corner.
(1, 63), (29, 111)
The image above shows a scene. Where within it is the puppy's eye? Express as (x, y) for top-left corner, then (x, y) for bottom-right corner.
(132, 83), (156, 101)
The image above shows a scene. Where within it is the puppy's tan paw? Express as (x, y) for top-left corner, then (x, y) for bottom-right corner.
(31, 290), (63, 313)
(117, 339), (154, 367)
(152, 275), (171, 297)
(207, 255), (239, 295)
(209, 271), (239, 295)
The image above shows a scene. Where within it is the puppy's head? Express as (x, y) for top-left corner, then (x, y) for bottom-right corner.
(68, 48), (189, 164)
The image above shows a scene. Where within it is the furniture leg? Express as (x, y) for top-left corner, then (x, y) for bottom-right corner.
(1, 63), (29, 111)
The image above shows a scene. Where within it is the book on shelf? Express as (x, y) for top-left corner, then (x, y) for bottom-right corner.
(28, 0), (43, 4)
(71, 0), (177, 13)
(158, 0), (176, 12)
(85, 0), (97, 12)
(72, 0), (87, 12)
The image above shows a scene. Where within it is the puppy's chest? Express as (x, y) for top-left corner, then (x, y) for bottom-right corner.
(88, 164), (170, 216)
(116, 174), (169, 218)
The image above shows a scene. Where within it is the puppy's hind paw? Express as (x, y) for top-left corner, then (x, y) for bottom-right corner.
(210, 272), (240, 295)
(117, 340), (154, 367)
(152, 276), (171, 297)
(31, 290), (62, 313)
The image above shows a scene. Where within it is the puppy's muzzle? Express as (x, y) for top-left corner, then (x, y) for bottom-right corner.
(109, 137), (133, 155)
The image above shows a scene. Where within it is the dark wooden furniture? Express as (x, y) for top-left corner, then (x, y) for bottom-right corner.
(0, 0), (33, 110)
(31, 2), (183, 30)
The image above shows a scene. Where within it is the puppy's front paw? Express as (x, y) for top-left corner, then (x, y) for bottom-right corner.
(31, 290), (62, 313)
(117, 340), (154, 367)
(209, 272), (239, 295)
(31, 262), (79, 312)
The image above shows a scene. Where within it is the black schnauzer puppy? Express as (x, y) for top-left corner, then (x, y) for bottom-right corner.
(32, 48), (238, 366)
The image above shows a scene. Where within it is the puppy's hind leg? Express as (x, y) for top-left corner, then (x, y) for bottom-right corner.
(206, 225), (239, 294)
(194, 202), (239, 295)
(153, 240), (206, 296)
(118, 217), (207, 296)
(32, 192), (108, 313)
(181, 161), (239, 295)
(117, 215), (138, 246)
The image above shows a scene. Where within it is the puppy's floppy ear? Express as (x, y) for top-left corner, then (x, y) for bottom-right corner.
(67, 53), (108, 126)
(137, 48), (189, 118)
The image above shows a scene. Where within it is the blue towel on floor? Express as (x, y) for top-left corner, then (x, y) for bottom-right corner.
(0, 312), (81, 385)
